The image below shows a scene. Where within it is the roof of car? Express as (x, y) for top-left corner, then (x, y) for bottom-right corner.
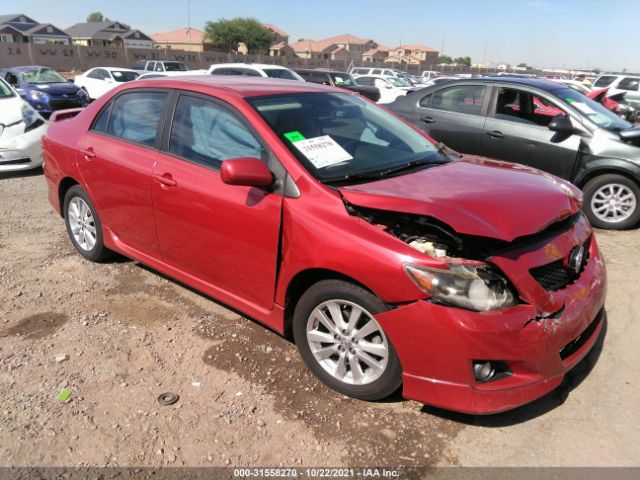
(449, 76), (569, 91)
(88, 67), (138, 72)
(131, 74), (336, 97)
(209, 63), (292, 70)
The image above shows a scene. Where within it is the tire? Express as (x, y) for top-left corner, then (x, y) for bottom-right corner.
(63, 185), (111, 262)
(583, 174), (640, 230)
(293, 280), (402, 401)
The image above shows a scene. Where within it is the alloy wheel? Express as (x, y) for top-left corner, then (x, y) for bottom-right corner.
(590, 183), (637, 224)
(67, 197), (97, 251)
(306, 300), (389, 386)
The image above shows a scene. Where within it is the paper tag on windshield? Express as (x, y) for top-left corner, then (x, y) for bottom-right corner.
(291, 135), (353, 169)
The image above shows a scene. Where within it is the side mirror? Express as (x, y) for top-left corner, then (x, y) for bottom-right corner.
(385, 85), (393, 89)
(548, 115), (577, 134)
(221, 158), (273, 188)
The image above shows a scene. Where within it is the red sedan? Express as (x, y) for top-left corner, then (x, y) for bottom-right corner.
(42, 76), (606, 414)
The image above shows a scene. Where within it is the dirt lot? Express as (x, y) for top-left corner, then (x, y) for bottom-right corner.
(0, 169), (639, 468)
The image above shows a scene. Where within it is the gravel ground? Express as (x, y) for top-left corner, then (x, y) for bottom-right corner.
(0, 169), (638, 468)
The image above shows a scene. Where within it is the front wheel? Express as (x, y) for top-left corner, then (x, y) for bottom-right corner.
(583, 174), (640, 229)
(293, 280), (402, 401)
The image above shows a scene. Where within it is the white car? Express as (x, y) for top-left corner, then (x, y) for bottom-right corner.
(207, 63), (304, 81)
(552, 79), (592, 95)
(74, 67), (140, 100)
(353, 74), (414, 104)
(0, 77), (47, 173)
(421, 70), (441, 80)
(136, 70), (208, 80)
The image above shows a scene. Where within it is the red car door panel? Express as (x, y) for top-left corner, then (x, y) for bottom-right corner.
(152, 154), (282, 310)
(78, 132), (160, 255)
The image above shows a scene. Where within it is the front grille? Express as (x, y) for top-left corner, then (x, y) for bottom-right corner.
(559, 310), (602, 360)
(530, 237), (591, 291)
(49, 99), (83, 110)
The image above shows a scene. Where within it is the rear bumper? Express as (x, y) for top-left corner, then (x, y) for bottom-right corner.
(375, 237), (607, 414)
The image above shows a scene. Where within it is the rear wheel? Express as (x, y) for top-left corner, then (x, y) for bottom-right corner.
(293, 280), (402, 401)
(583, 174), (640, 229)
(63, 185), (111, 261)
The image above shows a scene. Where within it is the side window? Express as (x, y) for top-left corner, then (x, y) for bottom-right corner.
(155, 63), (164, 72)
(593, 75), (616, 88)
(430, 85), (486, 115)
(107, 91), (168, 147)
(618, 77), (640, 91)
(211, 68), (229, 75)
(371, 69), (381, 75)
(356, 77), (373, 86)
(169, 95), (265, 169)
(419, 93), (432, 108)
(146, 62), (155, 71)
(495, 88), (565, 126)
(374, 78), (388, 89)
(87, 69), (104, 80)
(91, 103), (111, 133)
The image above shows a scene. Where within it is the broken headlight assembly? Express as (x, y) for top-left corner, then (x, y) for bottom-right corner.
(404, 263), (517, 312)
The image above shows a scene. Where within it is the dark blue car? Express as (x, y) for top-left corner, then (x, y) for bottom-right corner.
(0, 66), (88, 118)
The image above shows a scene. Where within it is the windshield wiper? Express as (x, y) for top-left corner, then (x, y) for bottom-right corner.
(322, 155), (446, 185)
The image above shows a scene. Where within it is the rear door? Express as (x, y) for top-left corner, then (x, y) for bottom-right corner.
(151, 91), (283, 310)
(480, 85), (580, 179)
(411, 83), (488, 152)
(77, 89), (170, 256)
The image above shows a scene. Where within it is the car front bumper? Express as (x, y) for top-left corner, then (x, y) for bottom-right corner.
(0, 122), (47, 172)
(375, 224), (607, 414)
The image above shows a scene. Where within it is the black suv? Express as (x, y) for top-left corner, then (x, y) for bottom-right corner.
(295, 69), (380, 102)
(389, 77), (640, 229)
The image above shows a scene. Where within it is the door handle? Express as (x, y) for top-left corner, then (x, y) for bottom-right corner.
(81, 147), (96, 159)
(421, 116), (435, 124)
(486, 130), (505, 139)
(153, 173), (177, 187)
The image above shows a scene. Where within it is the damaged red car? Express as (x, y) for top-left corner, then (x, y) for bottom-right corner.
(42, 76), (606, 414)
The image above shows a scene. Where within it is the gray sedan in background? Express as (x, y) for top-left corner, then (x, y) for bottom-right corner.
(389, 77), (640, 229)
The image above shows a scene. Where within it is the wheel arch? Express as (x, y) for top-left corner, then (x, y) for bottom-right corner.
(283, 268), (378, 338)
(58, 176), (80, 217)
(574, 161), (640, 189)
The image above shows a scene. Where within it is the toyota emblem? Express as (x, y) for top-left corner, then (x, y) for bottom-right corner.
(568, 245), (585, 274)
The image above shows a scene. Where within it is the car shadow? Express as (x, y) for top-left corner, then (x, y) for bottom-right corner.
(420, 312), (608, 426)
(0, 166), (43, 181)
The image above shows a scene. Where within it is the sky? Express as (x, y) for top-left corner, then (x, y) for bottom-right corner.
(2, 0), (639, 71)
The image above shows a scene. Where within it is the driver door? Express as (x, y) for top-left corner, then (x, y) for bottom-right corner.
(152, 92), (283, 311)
(480, 86), (580, 179)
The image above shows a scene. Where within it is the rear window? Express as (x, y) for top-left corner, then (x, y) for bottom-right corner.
(593, 75), (617, 88)
(164, 62), (188, 72)
(263, 69), (301, 81)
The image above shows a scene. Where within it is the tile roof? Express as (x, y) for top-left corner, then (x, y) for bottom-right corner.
(321, 33), (372, 45)
(151, 27), (206, 43)
(394, 44), (438, 52)
(262, 23), (288, 37)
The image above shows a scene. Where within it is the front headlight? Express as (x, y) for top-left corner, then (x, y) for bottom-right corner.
(21, 102), (44, 132)
(404, 263), (517, 312)
(29, 90), (47, 101)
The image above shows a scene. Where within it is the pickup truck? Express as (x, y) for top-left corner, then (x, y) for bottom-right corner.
(131, 60), (189, 73)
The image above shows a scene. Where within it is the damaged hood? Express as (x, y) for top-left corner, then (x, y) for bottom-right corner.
(339, 156), (582, 242)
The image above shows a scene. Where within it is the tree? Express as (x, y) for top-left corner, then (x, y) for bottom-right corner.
(517, 62), (528, 68)
(454, 56), (472, 66)
(87, 12), (110, 22)
(437, 55), (453, 64)
(204, 17), (274, 53)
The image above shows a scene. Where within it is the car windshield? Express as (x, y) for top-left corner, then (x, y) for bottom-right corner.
(164, 62), (188, 71)
(19, 67), (67, 84)
(111, 70), (140, 82)
(329, 73), (356, 87)
(0, 78), (14, 98)
(263, 69), (303, 81)
(389, 77), (411, 87)
(553, 87), (630, 131)
(248, 92), (442, 184)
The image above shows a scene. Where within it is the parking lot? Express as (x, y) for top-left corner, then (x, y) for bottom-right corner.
(0, 169), (638, 468)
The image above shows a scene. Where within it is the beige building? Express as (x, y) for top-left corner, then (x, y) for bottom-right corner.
(385, 44), (439, 65)
(151, 27), (211, 52)
(362, 44), (392, 63)
(291, 33), (377, 61)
